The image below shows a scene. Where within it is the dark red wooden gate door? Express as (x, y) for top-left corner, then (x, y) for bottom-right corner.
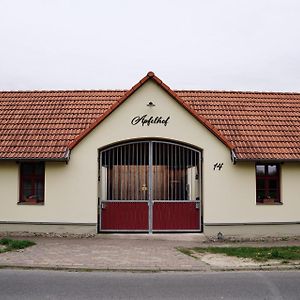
(153, 202), (200, 230)
(101, 201), (148, 230)
(99, 141), (201, 232)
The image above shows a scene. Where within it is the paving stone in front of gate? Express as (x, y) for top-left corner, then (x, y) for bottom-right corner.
(0, 237), (209, 271)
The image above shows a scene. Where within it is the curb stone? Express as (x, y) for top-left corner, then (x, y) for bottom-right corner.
(0, 263), (299, 273)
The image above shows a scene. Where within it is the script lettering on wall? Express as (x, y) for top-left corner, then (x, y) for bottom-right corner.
(213, 163), (224, 171)
(131, 114), (170, 127)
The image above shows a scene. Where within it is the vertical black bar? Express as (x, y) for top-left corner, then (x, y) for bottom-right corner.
(109, 149), (111, 200)
(136, 142), (139, 201)
(116, 147), (119, 200)
(136, 143), (138, 201)
(183, 147), (186, 200)
(128, 144), (130, 200)
(180, 146), (183, 200)
(110, 148), (113, 200)
(171, 144), (173, 201)
(192, 150), (194, 201)
(199, 150), (202, 231)
(99, 151), (104, 232)
(154, 142), (156, 201)
(163, 142), (165, 200)
(144, 142), (147, 201)
(120, 145), (123, 200)
(153, 142), (156, 201)
(148, 141), (153, 233)
(105, 151), (108, 200)
(142, 142), (144, 200)
(167, 143), (170, 201)
(175, 145), (177, 201)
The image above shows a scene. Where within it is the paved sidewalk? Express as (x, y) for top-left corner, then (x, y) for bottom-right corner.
(0, 235), (210, 271)
(0, 234), (300, 272)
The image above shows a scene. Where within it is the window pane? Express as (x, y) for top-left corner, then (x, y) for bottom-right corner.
(35, 181), (44, 201)
(256, 165), (265, 175)
(268, 165), (277, 176)
(22, 164), (34, 176)
(269, 190), (278, 200)
(257, 190), (265, 200)
(269, 179), (277, 190)
(257, 179), (265, 190)
(35, 163), (44, 176)
(20, 162), (45, 203)
(23, 180), (32, 199)
(256, 164), (280, 204)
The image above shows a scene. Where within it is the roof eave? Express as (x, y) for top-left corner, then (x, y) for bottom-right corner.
(0, 148), (71, 162)
(0, 157), (69, 162)
(234, 158), (300, 163)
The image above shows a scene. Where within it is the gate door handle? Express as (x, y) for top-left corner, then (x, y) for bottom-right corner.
(195, 202), (200, 209)
(141, 184), (148, 191)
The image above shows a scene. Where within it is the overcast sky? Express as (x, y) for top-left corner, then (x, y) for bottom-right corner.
(0, 0), (299, 92)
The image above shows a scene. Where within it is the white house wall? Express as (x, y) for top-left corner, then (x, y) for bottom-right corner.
(0, 80), (300, 236)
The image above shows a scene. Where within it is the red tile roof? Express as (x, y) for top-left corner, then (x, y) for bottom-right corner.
(0, 72), (299, 161)
(177, 90), (300, 160)
(0, 90), (125, 160)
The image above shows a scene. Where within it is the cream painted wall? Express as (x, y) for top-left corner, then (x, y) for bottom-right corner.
(205, 162), (300, 224)
(0, 162), (19, 220)
(0, 80), (300, 229)
(0, 161), (94, 223)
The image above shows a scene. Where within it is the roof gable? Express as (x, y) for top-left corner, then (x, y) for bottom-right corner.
(68, 72), (234, 151)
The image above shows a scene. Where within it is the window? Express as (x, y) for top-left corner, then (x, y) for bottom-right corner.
(256, 164), (280, 204)
(19, 162), (45, 204)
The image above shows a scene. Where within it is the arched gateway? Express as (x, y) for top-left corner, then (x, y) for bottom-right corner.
(98, 140), (202, 232)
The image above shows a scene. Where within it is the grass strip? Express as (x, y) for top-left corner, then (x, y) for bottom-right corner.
(176, 247), (198, 258)
(0, 238), (35, 253)
(180, 246), (300, 262)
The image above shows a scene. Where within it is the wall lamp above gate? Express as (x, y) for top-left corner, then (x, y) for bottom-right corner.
(147, 101), (155, 107)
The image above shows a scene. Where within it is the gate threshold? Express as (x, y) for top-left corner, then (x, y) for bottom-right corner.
(96, 233), (207, 242)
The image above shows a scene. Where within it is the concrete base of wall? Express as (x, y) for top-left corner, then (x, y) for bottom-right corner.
(204, 223), (300, 238)
(1, 222), (300, 238)
(0, 222), (97, 235)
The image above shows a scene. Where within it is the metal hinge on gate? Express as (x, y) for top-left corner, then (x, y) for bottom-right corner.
(195, 202), (200, 209)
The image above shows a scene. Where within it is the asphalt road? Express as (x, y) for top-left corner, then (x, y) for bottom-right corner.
(0, 269), (299, 299)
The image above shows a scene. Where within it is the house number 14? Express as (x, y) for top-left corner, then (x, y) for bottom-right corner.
(213, 163), (223, 171)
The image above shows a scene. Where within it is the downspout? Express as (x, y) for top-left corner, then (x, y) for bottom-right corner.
(64, 148), (71, 163)
(231, 149), (237, 165)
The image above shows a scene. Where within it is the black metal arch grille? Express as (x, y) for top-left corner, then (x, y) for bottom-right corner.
(100, 141), (200, 202)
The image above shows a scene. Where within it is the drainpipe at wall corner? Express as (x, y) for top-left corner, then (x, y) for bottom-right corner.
(231, 149), (237, 165)
(64, 148), (71, 163)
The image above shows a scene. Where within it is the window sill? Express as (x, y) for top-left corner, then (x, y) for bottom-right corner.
(256, 202), (283, 206)
(17, 202), (44, 206)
